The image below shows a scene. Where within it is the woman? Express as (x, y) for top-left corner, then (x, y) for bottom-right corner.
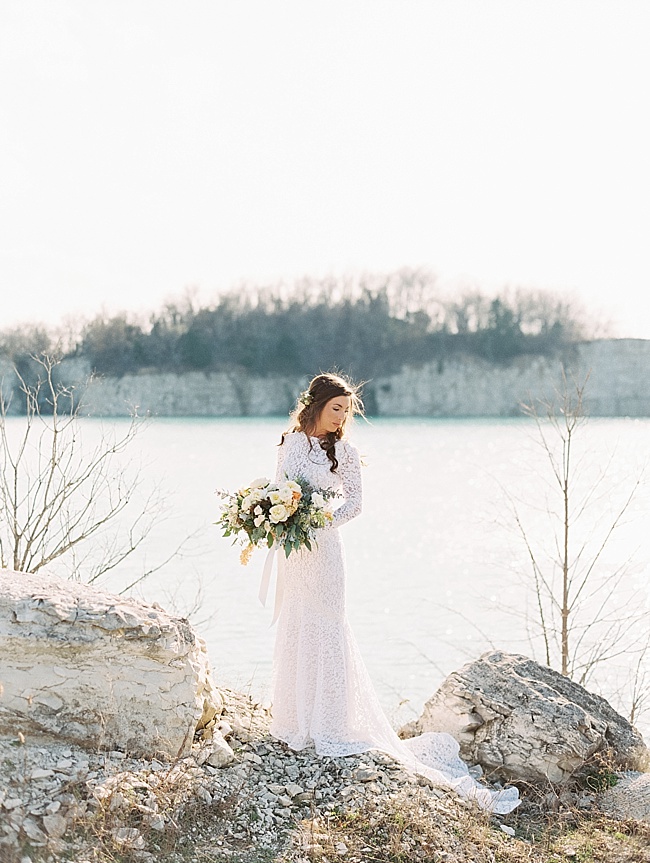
(268, 372), (519, 813)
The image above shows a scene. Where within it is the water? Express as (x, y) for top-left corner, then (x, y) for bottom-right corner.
(5, 416), (650, 732)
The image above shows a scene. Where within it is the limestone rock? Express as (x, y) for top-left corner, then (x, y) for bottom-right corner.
(400, 651), (649, 784)
(0, 569), (222, 758)
(42, 813), (67, 839)
(598, 771), (650, 822)
(204, 731), (236, 768)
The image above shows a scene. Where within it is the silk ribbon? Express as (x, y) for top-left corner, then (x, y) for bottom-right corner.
(258, 546), (285, 626)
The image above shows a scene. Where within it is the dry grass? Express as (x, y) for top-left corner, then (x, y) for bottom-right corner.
(286, 791), (650, 863)
(8, 786), (650, 863)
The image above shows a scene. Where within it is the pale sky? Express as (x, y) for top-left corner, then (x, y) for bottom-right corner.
(1, 1), (649, 337)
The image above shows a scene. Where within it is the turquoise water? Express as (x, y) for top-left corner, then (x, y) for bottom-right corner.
(6, 415), (650, 732)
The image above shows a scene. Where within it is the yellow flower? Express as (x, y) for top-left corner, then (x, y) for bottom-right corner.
(239, 544), (254, 566)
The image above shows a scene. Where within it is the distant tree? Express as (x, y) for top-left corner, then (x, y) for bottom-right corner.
(77, 315), (147, 377)
(3, 273), (592, 388)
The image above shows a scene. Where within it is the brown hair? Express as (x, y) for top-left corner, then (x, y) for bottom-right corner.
(280, 373), (364, 472)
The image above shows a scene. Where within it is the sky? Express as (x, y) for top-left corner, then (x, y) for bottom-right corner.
(1, 0), (649, 337)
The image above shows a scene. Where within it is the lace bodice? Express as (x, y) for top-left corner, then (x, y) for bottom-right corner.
(275, 432), (362, 529)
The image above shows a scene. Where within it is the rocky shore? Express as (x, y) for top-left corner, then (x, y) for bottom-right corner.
(3, 570), (650, 862)
(3, 686), (650, 863)
(0, 686), (502, 861)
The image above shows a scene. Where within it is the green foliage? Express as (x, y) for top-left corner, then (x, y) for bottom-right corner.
(1, 270), (588, 385)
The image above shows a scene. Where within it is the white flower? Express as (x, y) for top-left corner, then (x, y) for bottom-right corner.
(269, 504), (288, 524)
(311, 492), (326, 509)
(254, 514), (265, 527)
(264, 521), (271, 533)
(250, 477), (270, 489)
(254, 505), (263, 516)
(278, 486), (294, 504)
(268, 490), (283, 505)
(286, 480), (301, 494)
(241, 495), (254, 512)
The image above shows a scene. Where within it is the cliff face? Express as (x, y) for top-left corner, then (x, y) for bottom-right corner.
(46, 338), (650, 417)
(77, 369), (307, 418)
(374, 339), (650, 417)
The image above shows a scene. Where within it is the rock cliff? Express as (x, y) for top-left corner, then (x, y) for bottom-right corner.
(46, 338), (650, 417)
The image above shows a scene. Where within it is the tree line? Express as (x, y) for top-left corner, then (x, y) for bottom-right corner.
(1, 270), (589, 383)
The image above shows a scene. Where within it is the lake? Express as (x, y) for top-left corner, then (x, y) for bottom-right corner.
(6, 415), (650, 733)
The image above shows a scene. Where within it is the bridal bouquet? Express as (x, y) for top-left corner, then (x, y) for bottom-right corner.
(216, 476), (337, 564)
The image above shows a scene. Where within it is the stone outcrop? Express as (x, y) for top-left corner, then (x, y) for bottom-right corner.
(0, 569), (223, 758)
(77, 366), (307, 418)
(400, 651), (649, 785)
(41, 338), (650, 418)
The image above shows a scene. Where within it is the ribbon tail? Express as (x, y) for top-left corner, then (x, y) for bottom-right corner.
(259, 546), (276, 608)
(270, 552), (286, 627)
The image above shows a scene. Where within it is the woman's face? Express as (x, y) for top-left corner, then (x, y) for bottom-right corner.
(316, 395), (351, 435)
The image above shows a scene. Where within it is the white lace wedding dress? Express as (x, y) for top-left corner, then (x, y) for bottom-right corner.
(268, 431), (519, 813)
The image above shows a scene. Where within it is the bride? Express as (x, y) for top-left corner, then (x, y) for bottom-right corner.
(266, 372), (519, 814)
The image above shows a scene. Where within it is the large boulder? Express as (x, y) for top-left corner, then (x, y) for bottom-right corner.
(0, 569), (222, 758)
(400, 651), (649, 785)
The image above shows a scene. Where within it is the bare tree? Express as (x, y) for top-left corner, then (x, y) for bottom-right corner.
(0, 355), (170, 587)
(505, 372), (646, 699)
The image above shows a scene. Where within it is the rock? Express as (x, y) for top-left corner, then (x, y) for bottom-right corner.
(400, 651), (649, 784)
(42, 813), (67, 839)
(500, 824), (515, 836)
(352, 767), (379, 782)
(144, 813), (166, 831)
(22, 817), (47, 843)
(205, 732), (235, 768)
(110, 827), (146, 850)
(0, 829), (20, 846)
(197, 787), (212, 804)
(285, 783), (304, 798)
(231, 715), (254, 742)
(3, 798), (23, 811)
(294, 791), (314, 804)
(218, 720), (233, 739)
(30, 768), (55, 780)
(598, 771), (650, 822)
(0, 569), (222, 758)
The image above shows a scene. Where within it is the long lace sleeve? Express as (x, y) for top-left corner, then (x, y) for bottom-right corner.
(330, 442), (362, 529)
